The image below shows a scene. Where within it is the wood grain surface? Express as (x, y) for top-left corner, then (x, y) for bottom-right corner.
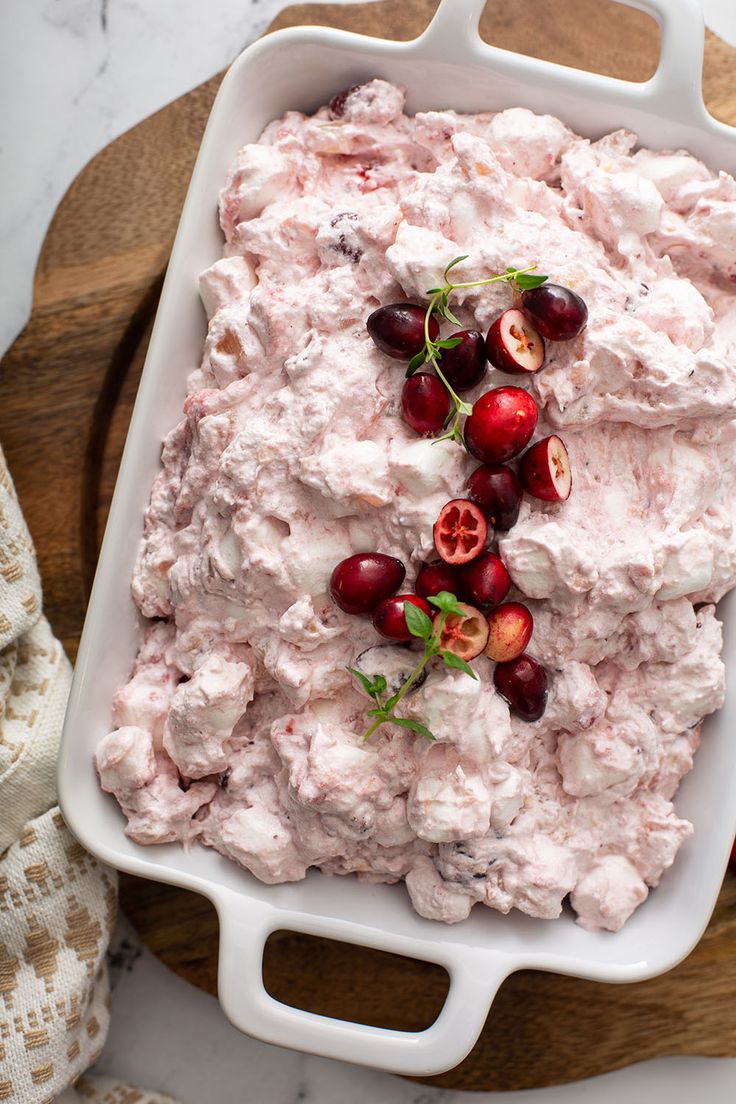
(1, 0), (735, 1090)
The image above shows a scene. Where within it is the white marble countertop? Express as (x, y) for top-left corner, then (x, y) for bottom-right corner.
(1, 1), (736, 1101)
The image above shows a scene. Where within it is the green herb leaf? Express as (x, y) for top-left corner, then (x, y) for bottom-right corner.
(440, 651), (478, 679)
(391, 717), (436, 741)
(384, 690), (401, 712)
(443, 254), (469, 278)
(347, 666), (376, 696)
(372, 674), (387, 696)
(514, 272), (548, 291)
(404, 601), (433, 641)
(442, 304), (463, 327)
(366, 708), (386, 718)
(436, 337), (462, 350)
(426, 286), (442, 294)
(406, 349), (427, 377)
(427, 590), (465, 616)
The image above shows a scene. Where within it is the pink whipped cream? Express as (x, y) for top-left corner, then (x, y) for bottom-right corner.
(96, 80), (736, 931)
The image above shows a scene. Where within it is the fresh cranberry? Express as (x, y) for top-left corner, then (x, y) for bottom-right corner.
(730, 837), (736, 873)
(415, 562), (461, 601)
(438, 330), (487, 391)
(521, 283), (588, 342)
(435, 602), (489, 661)
(367, 304), (438, 360)
(457, 552), (511, 611)
(373, 594), (432, 641)
(401, 373), (451, 436)
(330, 553), (406, 615)
(464, 387), (538, 464)
(494, 654), (548, 721)
(485, 603), (534, 662)
(433, 500), (488, 566)
(519, 435), (572, 501)
(329, 85), (359, 118)
(466, 464), (523, 530)
(486, 309), (545, 374)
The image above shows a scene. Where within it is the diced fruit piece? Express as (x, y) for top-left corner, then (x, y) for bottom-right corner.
(464, 386), (538, 464)
(401, 373), (451, 436)
(466, 463), (523, 530)
(373, 594), (432, 641)
(730, 838), (736, 873)
(435, 602), (489, 661)
(367, 304), (438, 360)
(485, 603), (533, 662)
(520, 435), (572, 502)
(521, 283), (588, 342)
(494, 654), (548, 721)
(486, 309), (545, 374)
(330, 553), (406, 615)
(415, 562), (461, 600)
(329, 85), (360, 117)
(457, 552), (511, 611)
(438, 330), (487, 391)
(433, 499), (488, 565)
(353, 644), (427, 697)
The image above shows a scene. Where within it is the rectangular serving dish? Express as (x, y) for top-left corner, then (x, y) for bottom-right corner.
(58, 0), (736, 1076)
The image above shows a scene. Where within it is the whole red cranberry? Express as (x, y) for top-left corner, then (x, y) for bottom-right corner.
(467, 464), (523, 530)
(415, 562), (461, 601)
(330, 553), (405, 615)
(464, 387), (538, 464)
(401, 373), (451, 436)
(494, 653), (548, 721)
(367, 304), (438, 360)
(457, 552), (511, 611)
(373, 594), (432, 641)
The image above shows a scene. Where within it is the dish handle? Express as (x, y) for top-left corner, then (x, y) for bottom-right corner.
(214, 890), (509, 1075)
(419, 0), (707, 125)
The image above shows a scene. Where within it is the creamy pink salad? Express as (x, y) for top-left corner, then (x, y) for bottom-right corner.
(96, 81), (736, 932)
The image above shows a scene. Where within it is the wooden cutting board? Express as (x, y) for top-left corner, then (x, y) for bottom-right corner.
(1, 0), (735, 1090)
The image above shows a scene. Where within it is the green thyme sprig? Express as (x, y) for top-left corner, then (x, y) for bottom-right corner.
(405, 258), (548, 445)
(347, 591), (477, 743)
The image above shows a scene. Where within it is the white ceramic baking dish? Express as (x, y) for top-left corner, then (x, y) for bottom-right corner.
(59, 0), (736, 1077)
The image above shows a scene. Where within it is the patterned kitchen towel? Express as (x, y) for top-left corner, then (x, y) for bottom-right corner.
(56, 1074), (182, 1104)
(0, 446), (181, 1104)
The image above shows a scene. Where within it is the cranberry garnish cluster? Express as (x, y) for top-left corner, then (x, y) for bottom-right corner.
(328, 258), (587, 739)
(331, 554), (481, 741)
(366, 256), (585, 504)
(331, 495), (547, 736)
(428, 496), (546, 720)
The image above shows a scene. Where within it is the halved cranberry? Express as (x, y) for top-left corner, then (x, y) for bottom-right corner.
(438, 330), (487, 391)
(486, 309), (545, 374)
(330, 553), (405, 615)
(457, 552), (511, 611)
(367, 304), (438, 360)
(464, 387), (538, 464)
(485, 603), (533, 662)
(519, 435), (572, 501)
(494, 653), (548, 721)
(373, 594), (432, 641)
(433, 500), (488, 566)
(415, 562), (461, 601)
(521, 283), (588, 342)
(401, 373), (451, 436)
(435, 602), (489, 661)
(466, 464), (523, 531)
